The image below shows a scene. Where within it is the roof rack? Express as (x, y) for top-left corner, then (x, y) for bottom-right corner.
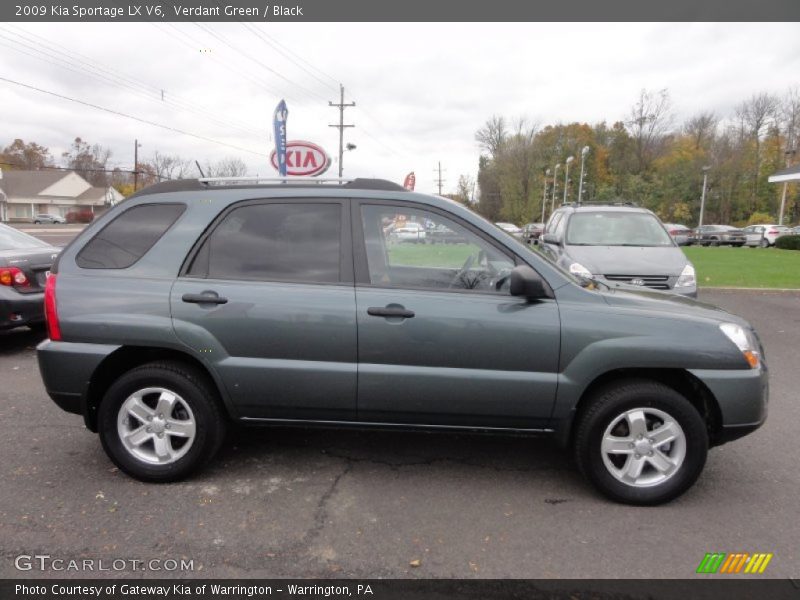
(562, 201), (640, 207)
(127, 177), (408, 198)
(199, 176), (352, 186)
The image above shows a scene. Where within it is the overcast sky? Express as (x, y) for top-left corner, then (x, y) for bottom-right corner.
(1, 22), (799, 194)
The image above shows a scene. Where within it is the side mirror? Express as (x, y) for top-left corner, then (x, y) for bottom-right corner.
(541, 233), (559, 245)
(509, 265), (548, 300)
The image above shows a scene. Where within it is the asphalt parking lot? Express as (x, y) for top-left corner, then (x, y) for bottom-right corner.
(0, 289), (797, 580)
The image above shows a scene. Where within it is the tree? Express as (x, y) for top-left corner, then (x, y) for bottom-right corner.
(62, 137), (112, 186)
(626, 89), (673, 173)
(455, 174), (474, 205)
(204, 157), (248, 177)
(475, 115), (507, 158)
(0, 138), (53, 170)
(142, 151), (191, 182)
(683, 112), (718, 150)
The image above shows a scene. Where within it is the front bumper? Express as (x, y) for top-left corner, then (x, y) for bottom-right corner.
(0, 287), (44, 330)
(689, 365), (769, 445)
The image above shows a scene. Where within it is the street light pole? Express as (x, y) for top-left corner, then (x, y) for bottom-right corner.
(563, 156), (574, 204)
(541, 168), (551, 223)
(578, 146), (590, 203)
(698, 166), (710, 227)
(778, 148), (796, 226)
(551, 163), (561, 216)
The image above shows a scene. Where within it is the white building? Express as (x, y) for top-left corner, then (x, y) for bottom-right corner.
(0, 168), (124, 222)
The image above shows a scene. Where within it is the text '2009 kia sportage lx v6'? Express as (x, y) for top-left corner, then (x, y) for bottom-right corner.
(37, 177), (768, 505)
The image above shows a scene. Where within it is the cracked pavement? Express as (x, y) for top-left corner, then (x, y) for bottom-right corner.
(0, 290), (798, 579)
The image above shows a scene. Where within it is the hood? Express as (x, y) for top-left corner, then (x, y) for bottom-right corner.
(600, 286), (750, 328)
(565, 245), (688, 276)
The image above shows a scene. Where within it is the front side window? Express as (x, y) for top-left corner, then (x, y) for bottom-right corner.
(566, 212), (673, 247)
(360, 205), (514, 293)
(187, 203), (341, 283)
(76, 203), (185, 269)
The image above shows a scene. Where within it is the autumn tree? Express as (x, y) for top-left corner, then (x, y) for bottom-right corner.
(1, 138), (54, 170)
(62, 137), (112, 187)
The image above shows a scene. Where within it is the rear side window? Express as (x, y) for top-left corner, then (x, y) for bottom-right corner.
(76, 204), (186, 269)
(186, 203), (342, 283)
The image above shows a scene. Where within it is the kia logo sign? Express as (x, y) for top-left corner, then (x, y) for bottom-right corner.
(270, 141), (331, 177)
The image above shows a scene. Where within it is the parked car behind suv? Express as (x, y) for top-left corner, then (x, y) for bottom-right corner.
(38, 178), (768, 505)
(694, 225), (746, 247)
(522, 222), (545, 245)
(540, 205), (697, 297)
(0, 223), (60, 330)
(742, 224), (790, 248)
(663, 223), (695, 246)
(33, 213), (66, 224)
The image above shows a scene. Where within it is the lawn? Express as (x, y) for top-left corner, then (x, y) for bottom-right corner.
(387, 243), (476, 268)
(683, 246), (800, 289)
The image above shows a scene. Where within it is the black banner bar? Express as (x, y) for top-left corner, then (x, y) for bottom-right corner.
(2, 0), (800, 22)
(3, 579), (800, 600)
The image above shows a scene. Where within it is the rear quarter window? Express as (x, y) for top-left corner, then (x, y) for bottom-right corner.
(75, 203), (186, 269)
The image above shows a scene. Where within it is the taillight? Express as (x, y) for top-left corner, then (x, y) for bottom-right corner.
(767, 230), (778, 234)
(44, 274), (61, 341)
(0, 267), (30, 287)
(669, 229), (679, 235)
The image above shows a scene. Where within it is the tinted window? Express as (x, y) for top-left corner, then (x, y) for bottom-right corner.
(188, 203), (341, 283)
(360, 205), (513, 293)
(76, 204), (185, 269)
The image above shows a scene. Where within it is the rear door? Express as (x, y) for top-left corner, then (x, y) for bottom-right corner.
(353, 201), (560, 429)
(171, 199), (357, 421)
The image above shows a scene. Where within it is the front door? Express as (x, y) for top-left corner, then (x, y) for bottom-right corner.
(171, 199), (357, 421)
(354, 202), (560, 429)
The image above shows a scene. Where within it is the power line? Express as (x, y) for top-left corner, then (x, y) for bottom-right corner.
(192, 22), (327, 104)
(0, 76), (269, 158)
(0, 26), (263, 138)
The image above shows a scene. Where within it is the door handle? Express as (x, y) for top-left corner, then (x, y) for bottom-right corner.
(367, 306), (415, 318)
(182, 292), (228, 305)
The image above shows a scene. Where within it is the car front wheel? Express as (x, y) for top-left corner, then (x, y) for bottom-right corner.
(574, 379), (708, 505)
(98, 361), (226, 482)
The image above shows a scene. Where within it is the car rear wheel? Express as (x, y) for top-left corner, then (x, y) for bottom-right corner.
(759, 238), (769, 248)
(98, 361), (226, 482)
(574, 379), (708, 505)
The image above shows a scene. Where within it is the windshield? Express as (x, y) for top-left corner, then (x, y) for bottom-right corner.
(566, 212), (674, 247)
(0, 226), (50, 251)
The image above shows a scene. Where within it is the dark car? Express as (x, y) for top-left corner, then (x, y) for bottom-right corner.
(0, 223), (60, 330)
(540, 205), (697, 297)
(694, 225), (746, 247)
(37, 177), (767, 505)
(663, 223), (695, 246)
(522, 222), (545, 245)
(426, 223), (468, 244)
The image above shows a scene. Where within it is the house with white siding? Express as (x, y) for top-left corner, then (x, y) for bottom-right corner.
(0, 168), (123, 222)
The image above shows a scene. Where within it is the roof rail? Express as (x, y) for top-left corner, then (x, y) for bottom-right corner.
(562, 200), (640, 207)
(199, 176), (352, 186)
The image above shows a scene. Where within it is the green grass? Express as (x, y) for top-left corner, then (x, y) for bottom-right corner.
(387, 243), (477, 268)
(683, 246), (800, 289)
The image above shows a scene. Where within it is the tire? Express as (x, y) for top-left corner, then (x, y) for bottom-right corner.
(709, 238), (719, 247)
(573, 379), (708, 505)
(98, 361), (226, 482)
(34, 220), (41, 225)
(759, 238), (769, 248)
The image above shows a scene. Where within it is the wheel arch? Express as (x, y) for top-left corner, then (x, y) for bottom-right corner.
(83, 346), (235, 432)
(555, 368), (723, 449)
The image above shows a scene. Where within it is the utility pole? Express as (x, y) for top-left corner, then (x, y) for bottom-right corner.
(779, 148), (796, 225)
(133, 139), (141, 191)
(328, 84), (355, 178)
(698, 166), (710, 227)
(433, 162), (446, 195)
(541, 168), (551, 223)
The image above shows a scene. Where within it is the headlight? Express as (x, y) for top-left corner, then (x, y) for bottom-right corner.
(719, 323), (761, 369)
(569, 262), (593, 278)
(675, 264), (696, 288)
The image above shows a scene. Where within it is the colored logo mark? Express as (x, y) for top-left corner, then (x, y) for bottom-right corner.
(696, 552), (773, 574)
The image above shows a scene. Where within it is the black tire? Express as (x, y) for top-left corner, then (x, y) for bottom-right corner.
(34, 220), (41, 225)
(98, 361), (226, 482)
(573, 379), (708, 505)
(709, 238), (719, 247)
(759, 238), (769, 248)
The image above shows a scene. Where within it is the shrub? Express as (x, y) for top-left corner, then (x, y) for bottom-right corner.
(775, 235), (800, 250)
(66, 210), (94, 224)
(747, 211), (774, 226)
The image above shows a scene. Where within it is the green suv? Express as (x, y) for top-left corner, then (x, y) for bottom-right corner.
(37, 177), (768, 505)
